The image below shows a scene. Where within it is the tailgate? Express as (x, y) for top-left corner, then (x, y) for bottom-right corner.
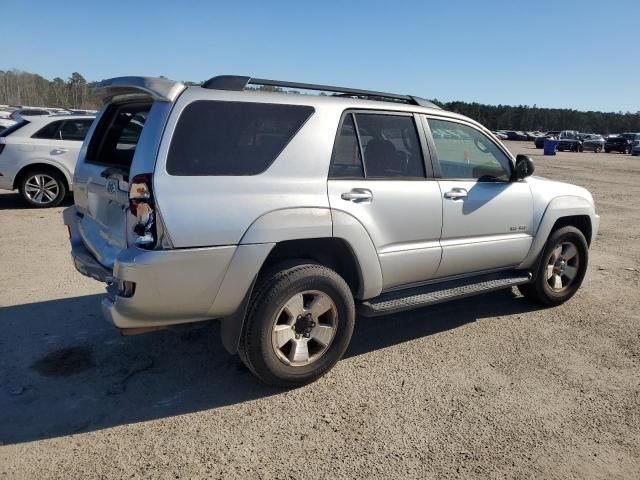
(72, 78), (184, 270)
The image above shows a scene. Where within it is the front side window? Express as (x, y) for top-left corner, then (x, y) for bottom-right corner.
(32, 120), (63, 140)
(427, 118), (512, 181)
(330, 112), (425, 179)
(167, 101), (314, 176)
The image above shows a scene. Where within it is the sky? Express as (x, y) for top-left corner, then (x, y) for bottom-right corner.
(3, 0), (639, 112)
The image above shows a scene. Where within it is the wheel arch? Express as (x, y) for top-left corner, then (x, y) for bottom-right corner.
(518, 195), (598, 270)
(13, 161), (72, 192)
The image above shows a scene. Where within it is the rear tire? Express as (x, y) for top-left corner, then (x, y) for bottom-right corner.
(19, 169), (66, 208)
(518, 226), (588, 306)
(238, 262), (355, 387)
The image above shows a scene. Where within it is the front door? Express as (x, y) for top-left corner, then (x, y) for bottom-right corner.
(327, 111), (443, 290)
(425, 117), (534, 278)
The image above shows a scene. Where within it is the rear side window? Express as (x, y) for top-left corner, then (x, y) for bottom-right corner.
(60, 119), (93, 141)
(330, 112), (425, 179)
(329, 114), (364, 178)
(86, 103), (151, 167)
(32, 120), (64, 140)
(167, 101), (314, 176)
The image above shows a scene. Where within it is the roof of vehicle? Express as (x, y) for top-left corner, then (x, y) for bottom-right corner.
(92, 75), (501, 141)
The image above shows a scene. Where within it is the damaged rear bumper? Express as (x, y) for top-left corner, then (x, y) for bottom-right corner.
(64, 205), (275, 330)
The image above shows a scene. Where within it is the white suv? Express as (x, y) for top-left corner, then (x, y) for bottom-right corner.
(0, 114), (94, 206)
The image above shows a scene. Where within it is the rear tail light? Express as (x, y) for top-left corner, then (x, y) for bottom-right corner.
(129, 173), (156, 249)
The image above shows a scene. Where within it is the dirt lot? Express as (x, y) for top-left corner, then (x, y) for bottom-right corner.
(1, 141), (639, 479)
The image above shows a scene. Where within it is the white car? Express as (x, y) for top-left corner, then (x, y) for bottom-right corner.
(0, 114), (95, 207)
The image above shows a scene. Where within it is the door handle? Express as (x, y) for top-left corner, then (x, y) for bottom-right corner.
(341, 188), (373, 203)
(443, 187), (468, 200)
(50, 148), (68, 155)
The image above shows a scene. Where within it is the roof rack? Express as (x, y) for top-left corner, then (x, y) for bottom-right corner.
(201, 75), (440, 109)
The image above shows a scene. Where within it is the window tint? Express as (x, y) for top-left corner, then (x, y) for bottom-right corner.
(329, 114), (364, 178)
(167, 101), (313, 176)
(60, 119), (93, 141)
(356, 114), (424, 178)
(86, 103), (151, 167)
(428, 119), (512, 181)
(32, 120), (63, 140)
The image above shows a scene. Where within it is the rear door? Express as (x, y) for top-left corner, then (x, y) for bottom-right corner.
(425, 117), (534, 277)
(327, 110), (443, 290)
(73, 102), (154, 268)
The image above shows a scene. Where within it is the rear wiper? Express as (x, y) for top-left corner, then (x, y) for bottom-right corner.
(100, 167), (129, 182)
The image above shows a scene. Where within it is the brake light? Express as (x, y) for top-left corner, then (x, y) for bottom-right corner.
(129, 173), (155, 248)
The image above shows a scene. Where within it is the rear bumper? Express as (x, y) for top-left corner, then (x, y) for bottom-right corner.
(63, 205), (274, 330)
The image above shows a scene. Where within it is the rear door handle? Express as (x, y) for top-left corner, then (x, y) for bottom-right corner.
(341, 188), (373, 203)
(443, 187), (468, 200)
(50, 148), (68, 155)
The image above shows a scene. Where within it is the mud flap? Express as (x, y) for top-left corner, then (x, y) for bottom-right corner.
(220, 275), (257, 354)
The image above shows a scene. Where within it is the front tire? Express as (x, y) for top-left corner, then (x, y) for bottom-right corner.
(238, 262), (355, 387)
(19, 169), (66, 208)
(518, 226), (589, 306)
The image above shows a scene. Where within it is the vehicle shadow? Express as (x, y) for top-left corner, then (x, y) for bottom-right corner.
(0, 289), (543, 444)
(0, 192), (73, 210)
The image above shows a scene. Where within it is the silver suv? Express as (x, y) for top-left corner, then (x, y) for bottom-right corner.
(64, 76), (599, 386)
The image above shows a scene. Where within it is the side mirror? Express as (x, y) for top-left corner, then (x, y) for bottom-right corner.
(514, 154), (535, 180)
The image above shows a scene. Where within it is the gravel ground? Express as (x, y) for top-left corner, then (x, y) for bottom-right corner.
(1, 141), (639, 479)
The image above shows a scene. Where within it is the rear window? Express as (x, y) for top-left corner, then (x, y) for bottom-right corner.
(0, 120), (29, 137)
(86, 103), (151, 167)
(166, 101), (314, 176)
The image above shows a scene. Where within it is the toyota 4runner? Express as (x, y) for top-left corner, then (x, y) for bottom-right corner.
(64, 76), (599, 386)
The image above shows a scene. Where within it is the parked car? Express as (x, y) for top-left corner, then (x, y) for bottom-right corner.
(492, 131), (508, 140)
(9, 108), (55, 121)
(534, 131), (561, 149)
(504, 130), (528, 141)
(604, 133), (639, 153)
(64, 75), (599, 387)
(631, 139), (640, 156)
(580, 134), (606, 153)
(557, 132), (600, 152)
(0, 114), (95, 206)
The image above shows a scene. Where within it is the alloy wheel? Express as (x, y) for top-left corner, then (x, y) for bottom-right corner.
(271, 290), (338, 367)
(546, 241), (580, 292)
(24, 174), (59, 205)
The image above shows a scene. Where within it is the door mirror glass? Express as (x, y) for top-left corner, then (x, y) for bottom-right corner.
(514, 154), (535, 179)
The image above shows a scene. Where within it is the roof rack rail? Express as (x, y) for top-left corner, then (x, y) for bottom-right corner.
(201, 75), (441, 109)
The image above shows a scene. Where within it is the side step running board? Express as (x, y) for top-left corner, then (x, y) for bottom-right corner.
(359, 271), (531, 317)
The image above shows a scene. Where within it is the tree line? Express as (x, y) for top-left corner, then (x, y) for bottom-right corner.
(2, 69), (639, 133)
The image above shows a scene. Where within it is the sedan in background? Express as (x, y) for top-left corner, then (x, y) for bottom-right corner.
(581, 134), (606, 152)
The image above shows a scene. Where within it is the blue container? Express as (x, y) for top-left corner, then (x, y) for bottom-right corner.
(544, 138), (559, 155)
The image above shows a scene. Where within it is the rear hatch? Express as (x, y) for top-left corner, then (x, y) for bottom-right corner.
(72, 77), (185, 269)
